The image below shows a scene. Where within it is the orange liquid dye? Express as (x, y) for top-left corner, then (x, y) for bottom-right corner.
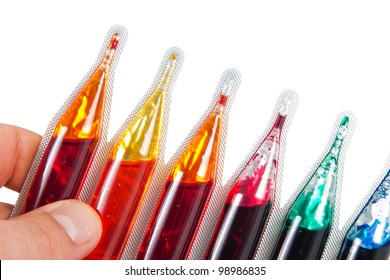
(135, 76), (232, 260)
(21, 34), (119, 213)
(85, 159), (156, 260)
(23, 137), (96, 212)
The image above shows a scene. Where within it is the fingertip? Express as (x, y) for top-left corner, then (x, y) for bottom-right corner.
(0, 124), (41, 192)
(0, 200), (102, 259)
(0, 202), (14, 219)
(48, 200), (102, 245)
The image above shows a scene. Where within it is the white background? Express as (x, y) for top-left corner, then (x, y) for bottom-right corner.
(1, 260), (387, 279)
(1, 0), (390, 228)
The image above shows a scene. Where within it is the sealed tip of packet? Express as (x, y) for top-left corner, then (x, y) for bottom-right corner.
(337, 155), (390, 260)
(10, 26), (128, 217)
(203, 91), (298, 260)
(81, 50), (183, 260)
(135, 69), (241, 260)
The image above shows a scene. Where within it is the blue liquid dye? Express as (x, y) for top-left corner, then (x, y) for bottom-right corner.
(350, 218), (390, 249)
(338, 172), (390, 259)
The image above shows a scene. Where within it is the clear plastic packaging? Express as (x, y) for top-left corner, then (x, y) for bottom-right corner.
(203, 92), (298, 260)
(337, 156), (390, 260)
(83, 51), (183, 260)
(121, 69), (241, 259)
(257, 112), (356, 259)
(10, 25), (128, 218)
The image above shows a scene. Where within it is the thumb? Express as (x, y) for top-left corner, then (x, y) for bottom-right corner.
(0, 200), (102, 259)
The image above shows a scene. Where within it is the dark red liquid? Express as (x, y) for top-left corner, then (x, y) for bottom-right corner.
(23, 137), (96, 213)
(137, 180), (214, 260)
(271, 218), (330, 260)
(206, 203), (271, 260)
(85, 159), (156, 260)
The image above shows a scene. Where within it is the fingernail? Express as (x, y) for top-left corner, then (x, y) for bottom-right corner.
(49, 201), (102, 244)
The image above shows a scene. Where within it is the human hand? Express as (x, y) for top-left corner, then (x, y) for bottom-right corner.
(0, 124), (102, 259)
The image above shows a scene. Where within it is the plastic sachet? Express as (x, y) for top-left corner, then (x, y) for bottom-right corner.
(120, 69), (241, 260)
(336, 156), (390, 260)
(10, 26), (128, 218)
(202, 91), (298, 260)
(80, 49), (183, 260)
(257, 113), (356, 260)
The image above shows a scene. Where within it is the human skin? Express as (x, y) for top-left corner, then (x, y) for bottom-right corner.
(0, 123), (102, 259)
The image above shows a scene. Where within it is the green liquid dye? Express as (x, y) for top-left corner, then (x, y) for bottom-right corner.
(288, 116), (349, 231)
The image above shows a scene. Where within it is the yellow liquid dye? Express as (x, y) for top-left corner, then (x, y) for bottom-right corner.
(111, 54), (176, 162)
(85, 55), (177, 260)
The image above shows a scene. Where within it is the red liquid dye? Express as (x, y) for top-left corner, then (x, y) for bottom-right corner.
(85, 159), (156, 260)
(137, 180), (214, 260)
(23, 137), (96, 213)
(218, 95), (228, 106)
(205, 116), (282, 259)
(206, 203), (271, 259)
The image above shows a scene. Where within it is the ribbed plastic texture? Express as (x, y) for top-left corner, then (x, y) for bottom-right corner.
(257, 112), (356, 259)
(121, 69), (241, 259)
(10, 25), (128, 218)
(188, 90), (299, 259)
(78, 48), (184, 204)
(324, 153), (390, 259)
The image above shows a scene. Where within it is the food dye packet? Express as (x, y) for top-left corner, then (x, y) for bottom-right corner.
(335, 156), (390, 260)
(10, 26), (128, 217)
(199, 91), (298, 260)
(258, 112), (355, 259)
(79, 49), (184, 260)
(120, 69), (241, 260)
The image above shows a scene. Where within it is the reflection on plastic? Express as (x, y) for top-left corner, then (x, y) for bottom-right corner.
(271, 116), (349, 260)
(205, 96), (291, 260)
(85, 55), (176, 260)
(338, 170), (390, 260)
(22, 34), (119, 213)
(137, 77), (233, 260)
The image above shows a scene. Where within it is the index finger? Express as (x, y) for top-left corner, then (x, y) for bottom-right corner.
(0, 124), (41, 192)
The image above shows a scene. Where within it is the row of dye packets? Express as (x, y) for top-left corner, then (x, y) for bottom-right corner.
(11, 26), (390, 260)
